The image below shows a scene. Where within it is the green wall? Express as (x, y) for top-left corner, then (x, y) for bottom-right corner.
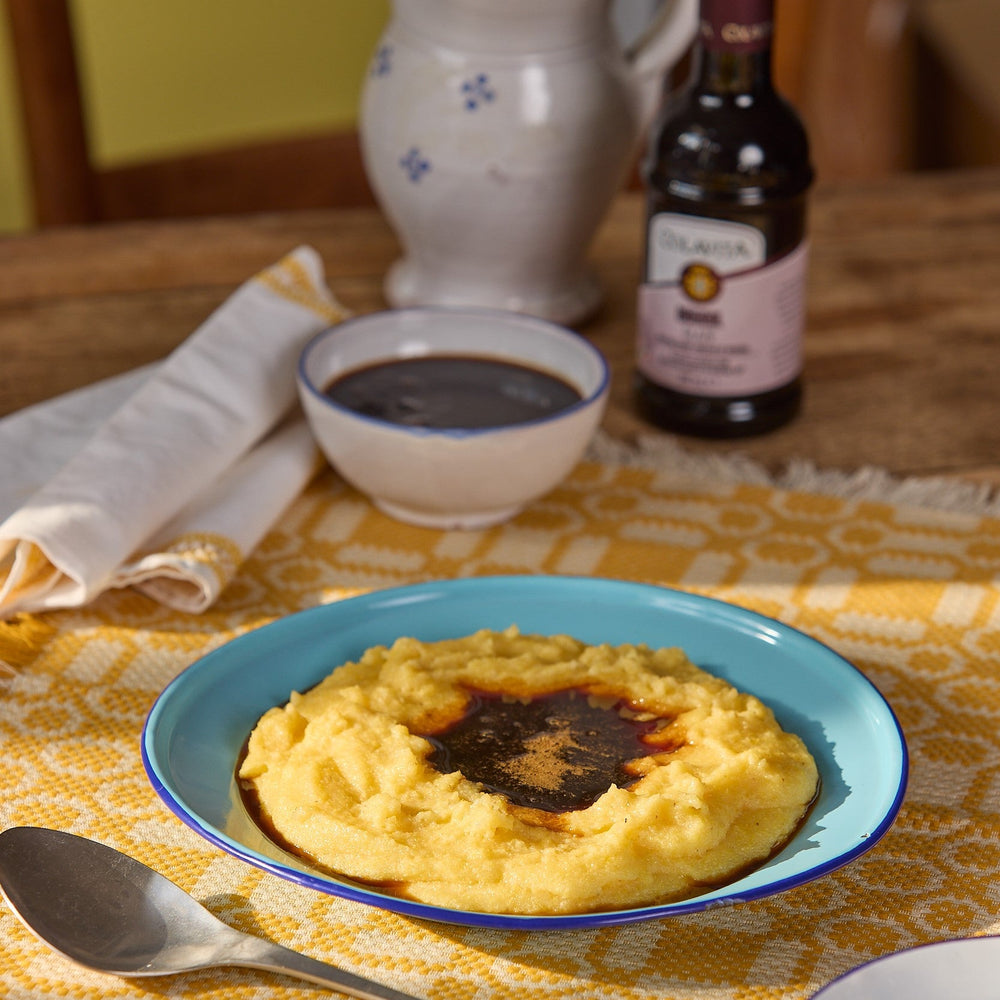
(0, 0), (389, 231)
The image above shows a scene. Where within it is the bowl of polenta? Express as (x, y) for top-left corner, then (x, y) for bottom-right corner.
(143, 575), (908, 930)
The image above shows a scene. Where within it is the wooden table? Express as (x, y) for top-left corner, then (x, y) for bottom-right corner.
(4, 168), (1000, 1000)
(3, 167), (1000, 486)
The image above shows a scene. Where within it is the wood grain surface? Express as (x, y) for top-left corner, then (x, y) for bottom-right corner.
(3, 168), (999, 484)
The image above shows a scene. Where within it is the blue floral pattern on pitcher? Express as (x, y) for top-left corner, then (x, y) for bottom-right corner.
(461, 73), (495, 111)
(371, 44), (393, 77)
(400, 148), (431, 183)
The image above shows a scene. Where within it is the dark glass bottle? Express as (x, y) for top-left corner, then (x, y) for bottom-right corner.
(634, 0), (813, 437)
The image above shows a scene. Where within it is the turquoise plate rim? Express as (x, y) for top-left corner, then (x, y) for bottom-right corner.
(141, 575), (908, 930)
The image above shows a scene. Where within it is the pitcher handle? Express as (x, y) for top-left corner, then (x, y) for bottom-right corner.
(625, 0), (699, 127)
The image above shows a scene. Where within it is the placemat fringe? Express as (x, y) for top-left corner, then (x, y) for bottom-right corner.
(588, 432), (1000, 517)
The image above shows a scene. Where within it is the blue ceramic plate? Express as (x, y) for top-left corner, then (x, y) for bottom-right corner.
(142, 576), (908, 930)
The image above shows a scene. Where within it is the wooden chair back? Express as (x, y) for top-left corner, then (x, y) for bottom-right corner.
(4, 0), (375, 227)
(779, 0), (915, 181)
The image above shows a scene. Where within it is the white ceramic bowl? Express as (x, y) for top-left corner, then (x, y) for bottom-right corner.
(812, 937), (1000, 999)
(297, 307), (610, 529)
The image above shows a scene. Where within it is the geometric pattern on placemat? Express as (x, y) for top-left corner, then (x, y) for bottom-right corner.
(3, 460), (1000, 999)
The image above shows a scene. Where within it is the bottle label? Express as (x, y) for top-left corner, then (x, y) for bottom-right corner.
(699, 0), (774, 54)
(637, 212), (808, 397)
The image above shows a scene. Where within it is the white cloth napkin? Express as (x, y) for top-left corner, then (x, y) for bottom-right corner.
(0, 246), (348, 616)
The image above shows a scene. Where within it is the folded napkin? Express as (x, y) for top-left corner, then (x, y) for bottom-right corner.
(0, 246), (348, 616)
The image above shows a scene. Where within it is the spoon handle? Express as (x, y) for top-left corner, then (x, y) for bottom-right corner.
(231, 934), (423, 1000)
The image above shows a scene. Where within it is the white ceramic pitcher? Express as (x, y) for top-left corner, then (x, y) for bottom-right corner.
(359, 0), (698, 325)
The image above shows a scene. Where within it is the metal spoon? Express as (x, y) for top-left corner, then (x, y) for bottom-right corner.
(0, 826), (422, 999)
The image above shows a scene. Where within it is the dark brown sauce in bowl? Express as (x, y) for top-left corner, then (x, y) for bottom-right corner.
(322, 355), (583, 430)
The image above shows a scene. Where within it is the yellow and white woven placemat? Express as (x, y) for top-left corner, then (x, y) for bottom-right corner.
(3, 445), (1000, 1000)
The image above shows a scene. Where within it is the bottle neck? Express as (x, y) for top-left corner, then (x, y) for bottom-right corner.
(693, 0), (775, 96)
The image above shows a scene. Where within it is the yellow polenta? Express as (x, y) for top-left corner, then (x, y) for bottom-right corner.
(238, 627), (818, 915)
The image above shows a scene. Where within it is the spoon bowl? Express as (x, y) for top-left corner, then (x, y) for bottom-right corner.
(0, 826), (421, 999)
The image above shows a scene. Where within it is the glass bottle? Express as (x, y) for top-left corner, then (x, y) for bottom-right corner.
(634, 0), (813, 437)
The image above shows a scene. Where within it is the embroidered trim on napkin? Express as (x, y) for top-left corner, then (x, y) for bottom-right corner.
(0, 246), (347, 616)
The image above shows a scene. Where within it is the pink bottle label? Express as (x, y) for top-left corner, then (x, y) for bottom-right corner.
(637, 236), (809, 397)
